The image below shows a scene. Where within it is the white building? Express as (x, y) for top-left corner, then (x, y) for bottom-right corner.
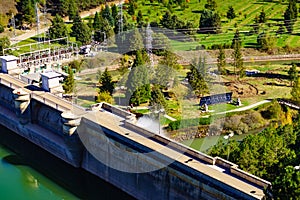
(0, 55), (22, 75)
(41, 71), (64, 96)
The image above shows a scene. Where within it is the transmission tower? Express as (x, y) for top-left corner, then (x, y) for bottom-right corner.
(118, 0), (123, 34)
(35, 3), (41, 44)
(43, 4), (48, 42)
(146, 23), (154, 68)
(102, 32), (108, 52)
(11, 13), (16, 40)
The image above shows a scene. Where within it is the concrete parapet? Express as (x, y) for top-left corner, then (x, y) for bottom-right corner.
(123, 120), (215, 165)
(214, 157), (238, 169)
(100, 102), (136, 121)
(230, 167), (271, 189)
(61, 111), (81, 136)
(12, 88), (31, 124)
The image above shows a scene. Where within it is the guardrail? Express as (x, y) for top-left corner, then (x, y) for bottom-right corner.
(30, 92), (69, 112)
(277, 98), (300, 110)
(101, 102), (135, 119)
(230, 167), (271, 189)
(123, 119), (271, 189)
(0, 76), (27, 90)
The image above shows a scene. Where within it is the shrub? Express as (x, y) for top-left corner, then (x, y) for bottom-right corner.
(167, 117), (211, 131)
(0, 24), (4, 33)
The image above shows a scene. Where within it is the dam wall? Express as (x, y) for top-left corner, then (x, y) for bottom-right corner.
(0, 73), (270, 200)
(0, 78), (84, 167)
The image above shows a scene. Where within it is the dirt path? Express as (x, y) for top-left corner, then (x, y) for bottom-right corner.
(201, 100), (271, 118)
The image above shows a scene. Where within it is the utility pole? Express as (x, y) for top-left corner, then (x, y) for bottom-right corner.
(118, 0), (123, 34)
(35, 2), (41, 48)
(43, 4), (48, 42)
(102, 32), (107, 52)
(11, 13), (16, 40)
(146, 23), (154, 68)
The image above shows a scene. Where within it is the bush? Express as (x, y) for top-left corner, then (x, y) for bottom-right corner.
(167, 117), (211, 131)
(0, 24), (4, 33)
(261, 101), (282, 119)
(241, 110), (265, 130)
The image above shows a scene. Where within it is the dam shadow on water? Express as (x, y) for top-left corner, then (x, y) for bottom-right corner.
(0, 124), (136, 200)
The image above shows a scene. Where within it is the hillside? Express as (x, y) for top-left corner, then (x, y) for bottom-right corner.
(0, 0), (16, 26)
(123, 0), (300, 50)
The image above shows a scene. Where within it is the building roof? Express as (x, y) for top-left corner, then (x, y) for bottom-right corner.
(0, 55), (18, 62)
(21, 73), (41, 82)
(41, 71), (62, 79)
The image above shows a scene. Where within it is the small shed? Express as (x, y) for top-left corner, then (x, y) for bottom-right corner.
(41, 71), (63, 92)
(0, 55), (19, 74)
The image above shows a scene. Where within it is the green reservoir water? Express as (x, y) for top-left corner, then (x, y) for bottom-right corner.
(0, 125), (135, 200)
(182, 133), (251, 153)
(0, 146), (78, 200)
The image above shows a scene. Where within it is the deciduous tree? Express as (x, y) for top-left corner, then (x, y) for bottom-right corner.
(0, 37), (10, 56)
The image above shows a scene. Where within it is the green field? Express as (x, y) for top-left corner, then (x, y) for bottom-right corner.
(125, 0), (300, 50)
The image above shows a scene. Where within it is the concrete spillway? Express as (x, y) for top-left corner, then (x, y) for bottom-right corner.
(0, 73), (271, 200)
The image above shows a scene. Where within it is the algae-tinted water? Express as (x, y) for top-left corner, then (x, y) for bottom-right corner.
(0, 125), (135, 200)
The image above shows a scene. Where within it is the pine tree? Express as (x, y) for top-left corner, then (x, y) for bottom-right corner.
(16, 0), (35, 25)
(151, 85), (167, 110)
(227, 6), (236, 20)
(186, 57), (208, 97)
(48, 14), (69, 40)
(291, 77), (300, 102)
(232, 38), (244, 78)
(217, 45), (226, 75)
(63, 67), (75, 94)
(56, 0), (70, 16)
(160, 11), (173, 29)
(93, 12), (101, 30)
(231, 29), (242, 49)
(125, 50), (151, 105)
(137, 10), (143, 26)
(259, 8), (266, 23)
(205, 0), (217, 11)
(159, 50), (180, 70)
(128, 1), (135, 16)
(199, 9), (221, 33)
(284, 0), (298, 33)
(129, 28), (144, 52)
(68, 0), (78, 21)
(71, 13), (92, 45)
(288, 63), (298, 86)
(99, 68), (115, 95)
(101, 4), (114, 26)
(111, 4), (118, 24)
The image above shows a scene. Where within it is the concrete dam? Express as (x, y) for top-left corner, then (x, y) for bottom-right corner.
(0, 73), (271, 200)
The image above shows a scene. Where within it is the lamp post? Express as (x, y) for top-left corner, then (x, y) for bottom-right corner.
(154, 108), (165, 135)
(224, 131), (234, 160)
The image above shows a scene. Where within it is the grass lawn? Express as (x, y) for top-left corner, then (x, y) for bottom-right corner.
(124, 0), (300, 50)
